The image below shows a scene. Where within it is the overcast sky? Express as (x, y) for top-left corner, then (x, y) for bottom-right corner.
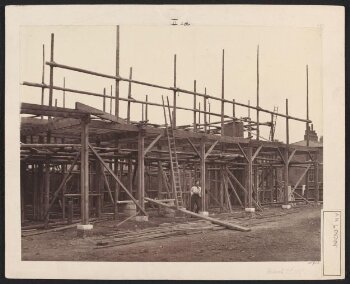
(20, 25), (322, 143)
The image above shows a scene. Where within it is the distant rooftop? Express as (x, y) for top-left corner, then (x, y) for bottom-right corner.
(291, 124), (323, 147)
(291, 139), (323, 148)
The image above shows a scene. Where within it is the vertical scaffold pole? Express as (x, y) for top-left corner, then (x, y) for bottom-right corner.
(204, 88), (207, 133)
(115, 25), (120, 117)
(221, 49), (225, 136)
(127, 67), (133, 123)
(256, 45), (260, 141)
(306, 65), (310, 146)
(80, 117), (90, 225)
(48, 34), (54, 108)
(193, 80), (197, 131)
(173, 54), (177, 128)
(284, 99), (290, 206)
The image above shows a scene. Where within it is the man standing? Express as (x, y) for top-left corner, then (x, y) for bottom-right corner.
(190, 180), (202, 213)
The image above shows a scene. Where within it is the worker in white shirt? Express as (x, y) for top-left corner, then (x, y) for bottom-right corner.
(190, 180), (202, 213)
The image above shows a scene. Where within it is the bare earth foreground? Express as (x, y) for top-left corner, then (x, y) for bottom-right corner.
(22, 205), (321, 262)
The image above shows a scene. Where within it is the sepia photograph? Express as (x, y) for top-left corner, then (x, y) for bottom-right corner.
(5, 5), (345, 280)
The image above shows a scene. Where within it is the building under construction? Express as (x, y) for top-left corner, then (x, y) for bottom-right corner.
(20, 27), (323, 235)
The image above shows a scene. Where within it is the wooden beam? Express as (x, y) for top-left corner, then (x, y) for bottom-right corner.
(193, 80), (197, 131)
(277, 147), (286, 164)
(291, 165), (311, 194)
(283, 147), (289, 205)
(138, 131), (145, 209)
(247, 147), (253, 208)
(145, 197), (250, 232)
(223, 173), (232, 212)
(144, 134), (162, 156)
(173, 54), (177, 128)
(115, 25), (120, 117)
(186, 138), (201, 157)
(314, 159), (319, 202)
(287, 149), (297, 164)
(204, 140), (219, 160)
(101, 168), (115, 204)
(221, 49), (225, 136)
(226, 172), (244, 208)
(252, 145), (263, 161)
(81, 118), (90, 225)
(89, 143), (147, 216)
(237, 143), (248, 162)
(76, 102), (126, 124)
(127, 67), (133, 123)
(21, 103), (98, 119)
(200, 139), (206, 211)
(226, 167), (247, 194)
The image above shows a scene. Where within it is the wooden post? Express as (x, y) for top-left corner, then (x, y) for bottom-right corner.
(269, 165), (274, 202)
(314, 155), (319, 203)
(32, 164), (38, 220)
(145, 95), (149, 121)
(306, 65), (310, 146)
(221, 49), (225, 136)
(232, 99), (236, 118)
(48, 33), (54, 107)
(254, 165), (259, 204)
(113, 139), (120, 220)
(200, 139), (206, 212)
(115, 25), (120, 118)
(173, 54), (177, 128)
(63, 77), (66, 108)
(41, 44), (45, 111)
(256, 45), (260, 141)
(198, 102), (201, 127)
(102, 88), (106, 112)
(283, 148), (289, 205)
(208, 102), (211, 133)
(20, 162), (26, 222)
(219, 166), (224, 210)
(270, 113), (274, 141)
(247, 147), (253, 208)
(214, 168), (218, 206)
(80, 117), (90, 225)
(67, 199), (73, 224)
(204, 88), (207, 133)
(127, 67), (133, 123)
(44, 161), (50, 223)
(284, 99), (290, 205)
(248, 100), (252, 139)
(193, 80), (197, 131)
(128, 159), (133, 197)
(110, 85), (113, 114)
(114, 160), (119, 220)
(38, 159), (44, 220)
(62, 165), (66, 219)
(95, 158), (103, 218)
(138, 130), (145, 210)
(157, 147), (163, 214)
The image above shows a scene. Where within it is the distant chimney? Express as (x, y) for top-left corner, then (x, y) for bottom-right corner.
(304, 124), (318, 142)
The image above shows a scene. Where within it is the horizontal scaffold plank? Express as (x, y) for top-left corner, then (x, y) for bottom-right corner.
(21, 103), (96, 119)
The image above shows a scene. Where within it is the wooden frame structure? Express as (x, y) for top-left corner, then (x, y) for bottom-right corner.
(20, 27), (322, 228)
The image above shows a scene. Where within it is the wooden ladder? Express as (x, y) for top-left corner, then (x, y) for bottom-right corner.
(162, 96), (184, 208)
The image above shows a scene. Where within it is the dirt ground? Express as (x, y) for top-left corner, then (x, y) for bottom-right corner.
(22, 204), (321, 262)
